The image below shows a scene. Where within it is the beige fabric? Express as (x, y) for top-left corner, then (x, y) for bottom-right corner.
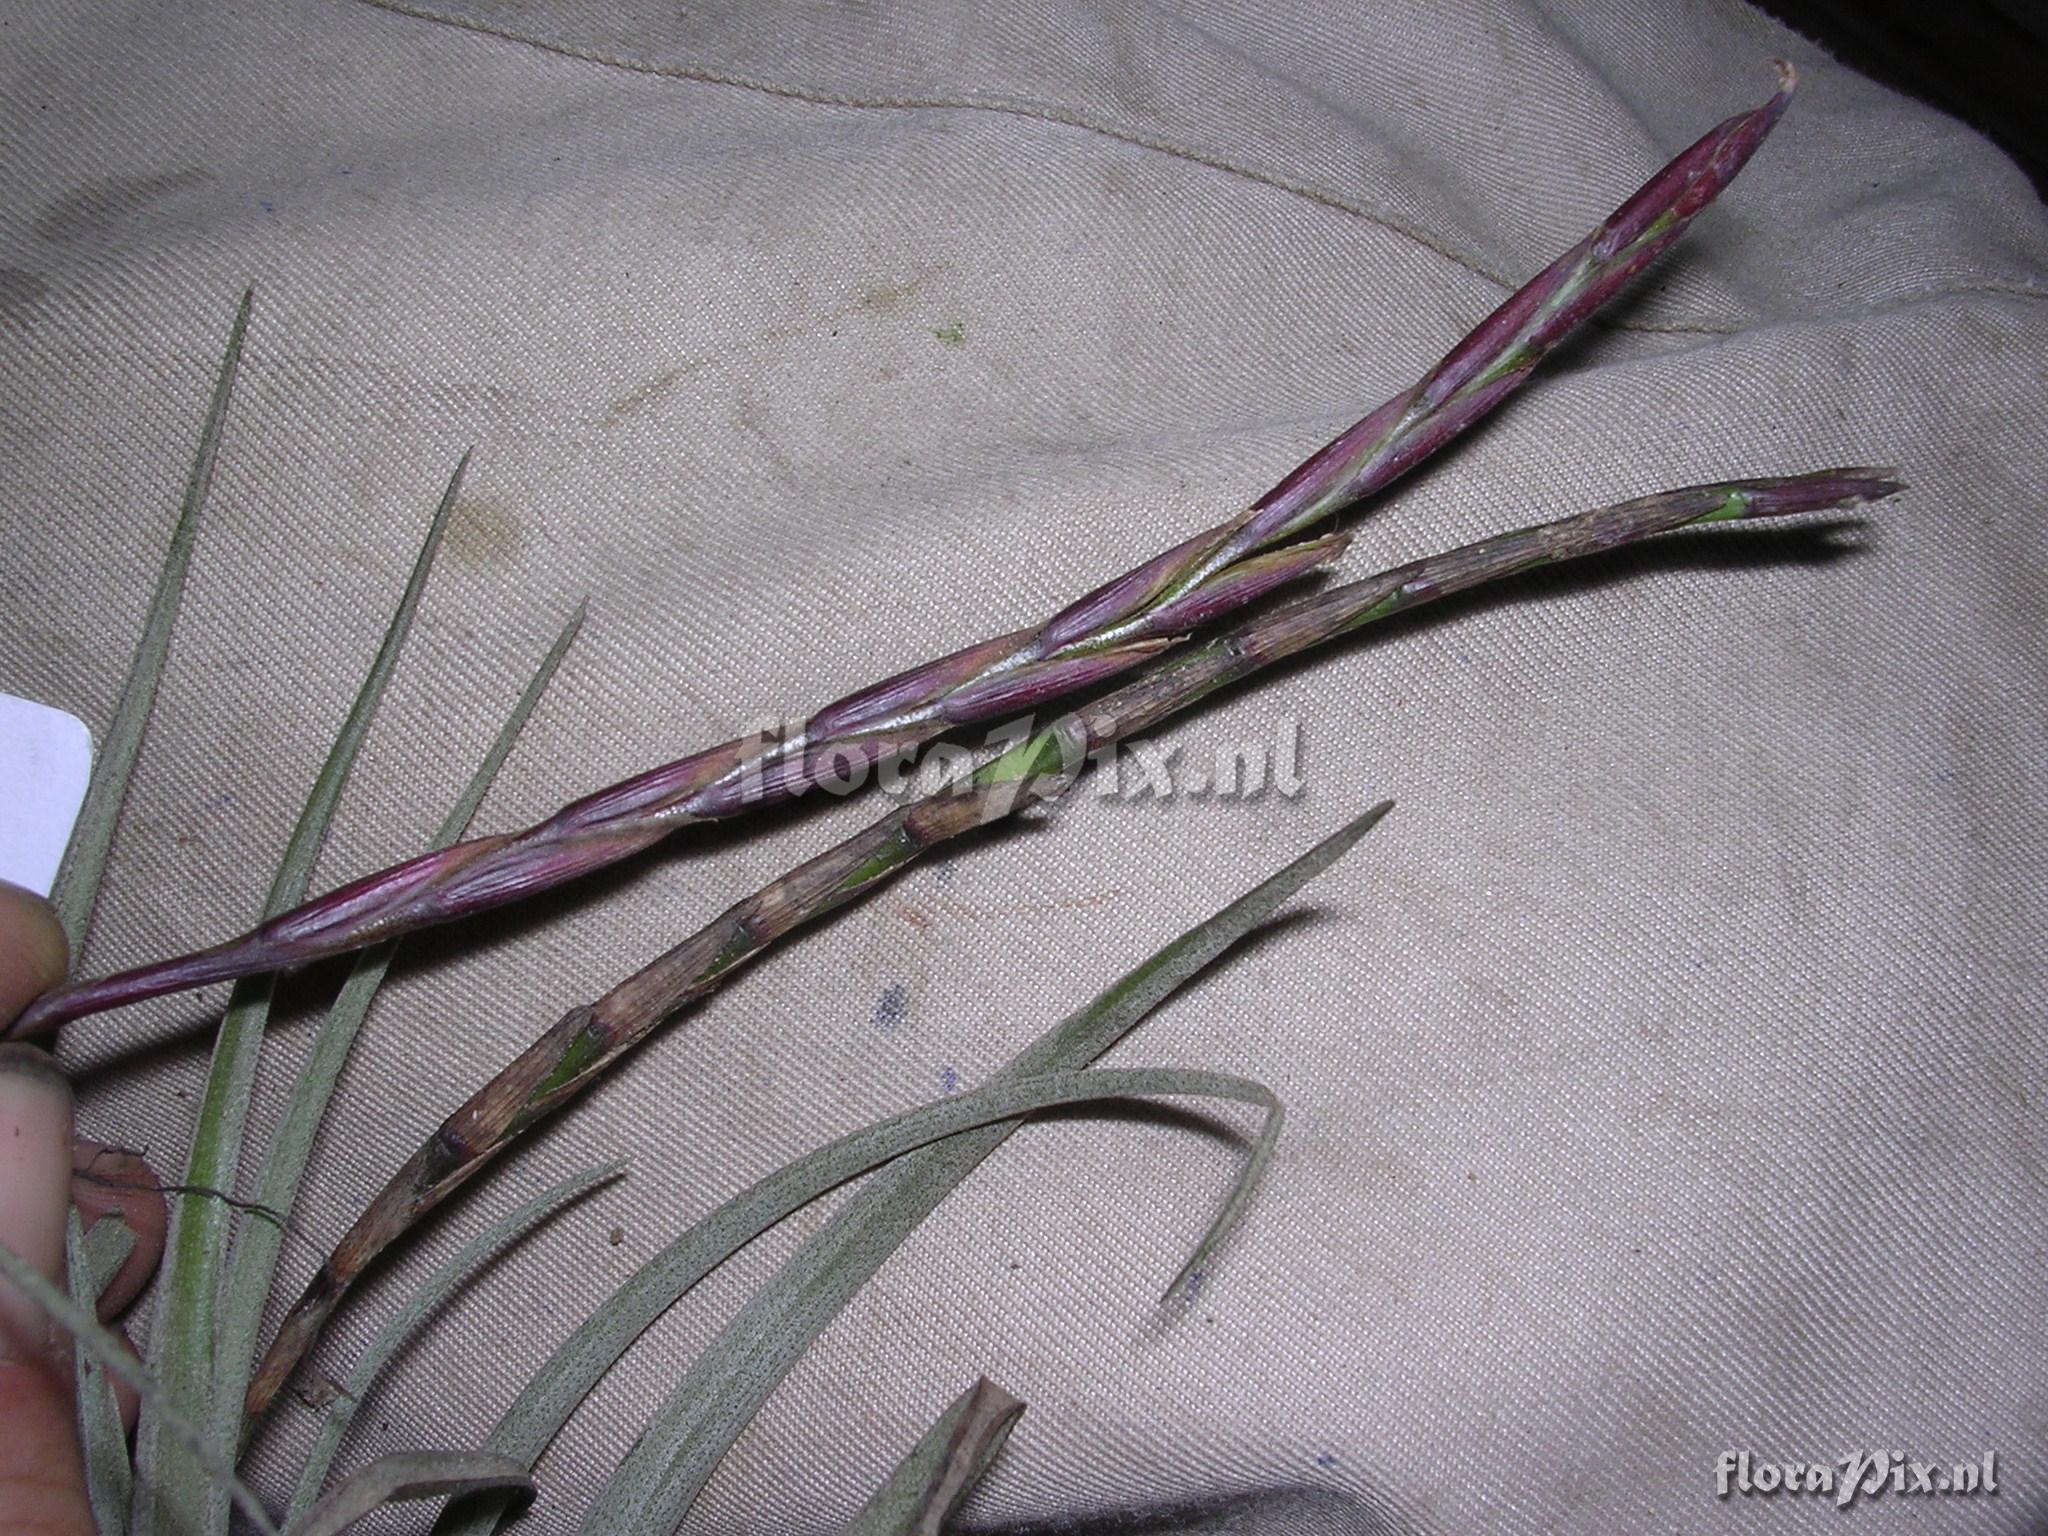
(4, 0), (2044, 1530)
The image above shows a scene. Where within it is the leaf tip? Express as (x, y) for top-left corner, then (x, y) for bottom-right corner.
(1341, 798), (1396, 843)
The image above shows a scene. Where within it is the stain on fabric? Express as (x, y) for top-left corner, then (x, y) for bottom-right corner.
(919, 885), (1129, 925)
(0, 268), (49, 325)
(447, 497), (525, 567)
(931, 320), (966, 347)
(597, 362), (702, 429)
(872, 982), (908, 1032)
(1096, 0), (1158, 115)
(1097, 160), (1140, 205)
(859, 273), (926, 313)
(34, 168), (211, 243)
(729, 381), (800, 486)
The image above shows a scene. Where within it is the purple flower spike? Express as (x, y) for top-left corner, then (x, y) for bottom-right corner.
(1142, 532), (1352, 637)
(1231, 61), (1800, 561)
(15, 69), (1804, 1040)
(941, 638), (1178, 724)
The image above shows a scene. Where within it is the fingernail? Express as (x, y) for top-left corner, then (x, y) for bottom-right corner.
(0, 1043), (74, 1362)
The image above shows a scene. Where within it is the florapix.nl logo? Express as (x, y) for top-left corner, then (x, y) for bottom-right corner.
(1715, 1450), (1998, 1509)
(716, 712), (1311, 807)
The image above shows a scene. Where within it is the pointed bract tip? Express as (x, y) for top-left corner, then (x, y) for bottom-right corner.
(1826, 467), (1905, 502)
(1305, 529), (1354, 563)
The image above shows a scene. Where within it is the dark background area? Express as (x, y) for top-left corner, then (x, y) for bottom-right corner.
(1751, 0), (2048, 198)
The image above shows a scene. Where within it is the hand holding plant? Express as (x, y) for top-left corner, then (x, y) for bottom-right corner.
(0, 882), (166, 1536)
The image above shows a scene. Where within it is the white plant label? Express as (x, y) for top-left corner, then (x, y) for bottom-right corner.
(0, 693), (92, 897)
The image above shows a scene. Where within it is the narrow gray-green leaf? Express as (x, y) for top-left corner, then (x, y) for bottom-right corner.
(67, 1208), (135, 1536)
(51, 289), (251, 951)
(465, 1065), (1275, 1498)
(221, 601), (587, 1457)
(0, 1239), (277, 1536)
(439, 802), (1385, 1536)
(846, 1377), (1024, 1536)
(78, 1209), (139, 1295)
(284, 1451), (531, 1536)
(585, 1067), (1278, 1536)
(582, 803), (1386, 1536)
(138, 459), (466, 1536)
(287, 1159), (624, 1523)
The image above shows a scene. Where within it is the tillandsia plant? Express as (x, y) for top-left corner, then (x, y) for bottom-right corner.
(0, 56), (1907, 1536)
(4, 279), (1405, 1534)
(244, 464), (1902, 1416)
(15, 60), (1805, 1040)
(231, 62), (1903, 1416)
(3, 400), (1400, 1533)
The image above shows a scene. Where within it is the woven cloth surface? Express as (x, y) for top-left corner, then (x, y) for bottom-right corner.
(2, 1), (2044, 1530)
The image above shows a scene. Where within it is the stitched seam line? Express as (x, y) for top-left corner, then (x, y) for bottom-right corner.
(346, 1), (2048, 325)
(357, 0), (1776, 333)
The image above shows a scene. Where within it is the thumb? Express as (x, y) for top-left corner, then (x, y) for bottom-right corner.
(0, 1046), (94, 1536)
(0, 880), (95, 1536)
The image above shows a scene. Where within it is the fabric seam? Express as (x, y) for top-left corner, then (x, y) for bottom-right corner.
(352, 0), (1776, 336)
